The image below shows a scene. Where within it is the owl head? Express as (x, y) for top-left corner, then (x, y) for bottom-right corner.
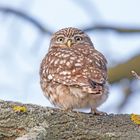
(49, 27), (94, 49)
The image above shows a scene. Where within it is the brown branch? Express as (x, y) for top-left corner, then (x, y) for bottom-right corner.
(0, 7), (53, 35)
(0, 100), (140, 139)
(1, 7), (140, 35)
(108, 54), (140, 83)
(83, 25), (140, 34)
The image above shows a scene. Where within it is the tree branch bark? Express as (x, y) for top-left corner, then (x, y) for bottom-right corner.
(1, 7), (140, 35)
(0, 7), (53, 35)
(83, 25), (140, 34)
(108, 54), (140, 83)
(0, 100), (140, 140)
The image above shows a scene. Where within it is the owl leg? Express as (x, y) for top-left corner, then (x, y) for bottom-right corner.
(91, 108), (107, 115)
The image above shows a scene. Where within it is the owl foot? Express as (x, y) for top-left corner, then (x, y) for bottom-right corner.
(91, 108), (107, 115)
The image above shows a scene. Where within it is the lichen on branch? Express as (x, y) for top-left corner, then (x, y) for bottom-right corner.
(0, 100), (140, 140)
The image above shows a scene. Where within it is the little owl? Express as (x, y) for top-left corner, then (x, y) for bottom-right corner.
(40, 27), (109, 115)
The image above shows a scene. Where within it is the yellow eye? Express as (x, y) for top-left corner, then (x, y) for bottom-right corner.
(75, 36), (82, 42)
(57, 37), (64, 42)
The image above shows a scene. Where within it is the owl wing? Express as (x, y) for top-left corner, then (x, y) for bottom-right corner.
(41, 48), (107, 89)
(67, 48), (107, 88)
(87, 49), (107, 85)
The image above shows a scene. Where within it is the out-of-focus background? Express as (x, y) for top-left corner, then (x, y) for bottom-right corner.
(0, 0), (140, 114)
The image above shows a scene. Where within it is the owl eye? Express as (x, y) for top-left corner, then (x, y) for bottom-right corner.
(75, 36), (82, 42)
(57, 37), (64, 42)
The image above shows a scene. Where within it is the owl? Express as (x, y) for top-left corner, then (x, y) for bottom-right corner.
(40, 27), (109, 115)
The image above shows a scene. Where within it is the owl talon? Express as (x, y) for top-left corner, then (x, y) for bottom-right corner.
(91, 108), (107, 115)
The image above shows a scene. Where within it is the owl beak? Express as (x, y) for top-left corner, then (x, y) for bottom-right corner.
(66, 39), (72, 47)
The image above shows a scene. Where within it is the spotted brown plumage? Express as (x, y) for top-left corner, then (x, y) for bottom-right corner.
(40, 27), (109, 115)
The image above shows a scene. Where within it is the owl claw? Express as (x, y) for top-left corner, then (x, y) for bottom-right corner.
(91, 108), (107, 115)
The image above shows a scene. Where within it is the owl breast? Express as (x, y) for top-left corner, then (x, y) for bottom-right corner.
(40, 45), (107, 90)
(42, 47), (84, 85)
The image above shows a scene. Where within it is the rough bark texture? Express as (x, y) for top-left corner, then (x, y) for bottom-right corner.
(0, 100), (140, 140)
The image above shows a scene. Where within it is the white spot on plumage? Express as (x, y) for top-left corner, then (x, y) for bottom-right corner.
(60, 71), (71, 75)
(82, 72), (86, 75)
(95, 74), (98, 78)
(66, 61), (71, 67)
(93, 70), (98, 73)
(56, 67), (61, 73)
(66, 79), (70, 83)
(76, 75), (81, 78)
(75, 63), (82, 67)
(72, 69), (76, 73)
(83, 69), (87, 72)
(48, 74), (53, 80)
(70, 60), (74, 64)
(95, 61), (101, 67)
(63, 54), (70, 58)
(77, 59), (81, 63)
(59, 54), (64, 57)
(67, 75), (71, 79)
(94, 56), (100, 61)
(43, 79), (47, 82)
(50, 59), (54, 64)
(54, 59), (59, 65)
(89, 59), (92, 63)
(60, 60), (66, 64)
(70, 57), (76, 60)
(45, 69), (48, 74)
(42, 69), (46, 74)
